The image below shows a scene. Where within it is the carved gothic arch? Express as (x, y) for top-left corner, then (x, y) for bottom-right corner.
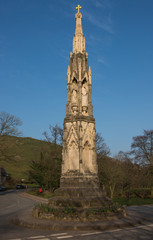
(81, 122), (88, 137)
(82, 78), (87, 85)
(84, 140), (91, 148)
(83, 73), (88, 83)
(71, 72), (77, 83)
(71, 89), (78, 94)
(72, 77), (77, 84)
(66, 124), (78, 147)
(83, 135), (91, 148)
(82, 123), (92, 147)
(69, 140), (78, 148)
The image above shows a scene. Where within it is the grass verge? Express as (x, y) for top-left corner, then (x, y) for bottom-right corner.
(27, 190), (153, 206)
(27, 190), (54, 199)
(113, 198), (153, 206)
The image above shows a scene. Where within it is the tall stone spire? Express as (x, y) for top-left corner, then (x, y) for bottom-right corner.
(73, 10), (85, 53)
(49, 6), (113, 211)
(61, 6), (98, 186)
(65, 6), (93, 119)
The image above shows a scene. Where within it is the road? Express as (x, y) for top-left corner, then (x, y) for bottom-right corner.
(0, 190), (153, 240)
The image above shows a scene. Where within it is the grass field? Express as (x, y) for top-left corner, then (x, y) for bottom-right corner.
(0, 136), (51, 181)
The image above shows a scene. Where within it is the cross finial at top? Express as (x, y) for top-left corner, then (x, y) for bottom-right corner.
(76, 5), (82, 13)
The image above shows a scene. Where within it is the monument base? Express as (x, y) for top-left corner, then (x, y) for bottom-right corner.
(32, 205), (126, 222)
(33, 175), (126, 222)
(32, 173), (126, 222)
(48, 174), (113, 209)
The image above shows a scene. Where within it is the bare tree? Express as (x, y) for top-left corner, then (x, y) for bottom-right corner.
(96, 132), (110, 156)
(114, 151), (131, 162)
(98, 157), (123, 198)
(0, 112), (22, 136)
(0, 112), (22, 163)
(43, 124), (63, 146)
(131, 130), (153, 166)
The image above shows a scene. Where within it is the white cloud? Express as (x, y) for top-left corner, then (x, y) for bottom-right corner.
(95, 0), (105, 8)
(91, 0), (112, 9)
(89, 34), (101, 42)
(84, 11), (114, 34)
(58, 51), (69, 62)
(97, 57), (107, 65)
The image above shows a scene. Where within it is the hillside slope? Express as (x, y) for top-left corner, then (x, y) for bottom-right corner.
(0, 136), (51, 181)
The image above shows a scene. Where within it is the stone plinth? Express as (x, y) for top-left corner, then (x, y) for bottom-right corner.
(49, 173), (112, 209)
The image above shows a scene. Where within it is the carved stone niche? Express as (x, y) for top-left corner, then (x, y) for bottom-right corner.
(72, 105), (78, 114)
(82, 106), (88, 114)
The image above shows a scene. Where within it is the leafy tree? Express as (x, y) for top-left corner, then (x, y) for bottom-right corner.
(0, 112), (22, 136)
(29, 145), (62, 191)
(131, 130), (153, 166)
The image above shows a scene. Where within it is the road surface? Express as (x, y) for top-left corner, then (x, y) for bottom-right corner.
(0, 190), (153, 240)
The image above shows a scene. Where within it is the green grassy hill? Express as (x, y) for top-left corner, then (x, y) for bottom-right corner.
(0, 136), (51, 181)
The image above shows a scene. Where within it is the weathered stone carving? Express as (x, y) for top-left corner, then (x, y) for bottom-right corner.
(61, 10), (98, 184)
(48, 7), (114, 212)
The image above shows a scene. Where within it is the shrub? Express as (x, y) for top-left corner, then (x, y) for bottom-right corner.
(125, 188), (151, 199)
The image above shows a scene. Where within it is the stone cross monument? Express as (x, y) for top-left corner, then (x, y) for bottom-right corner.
(49, 6), (111, 209)
(61, 7), (98, 189)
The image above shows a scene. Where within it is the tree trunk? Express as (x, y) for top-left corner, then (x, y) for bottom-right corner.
(109, 183), (115, 199)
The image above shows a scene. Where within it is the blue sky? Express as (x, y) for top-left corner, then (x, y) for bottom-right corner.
(0, 0), (153, 156)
